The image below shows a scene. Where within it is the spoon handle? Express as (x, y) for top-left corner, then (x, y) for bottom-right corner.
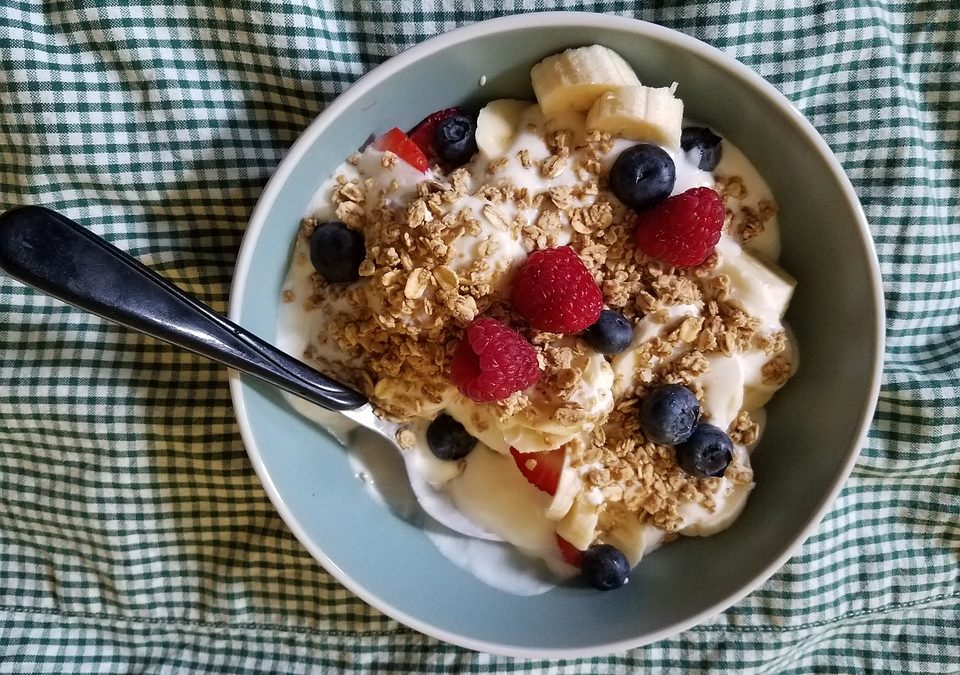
(0, 205), (367, 411)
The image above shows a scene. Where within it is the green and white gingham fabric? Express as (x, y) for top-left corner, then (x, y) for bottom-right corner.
(1, 1), (957, 672)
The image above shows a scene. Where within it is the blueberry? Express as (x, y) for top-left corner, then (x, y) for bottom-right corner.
(581, 544), (630, 591)
(674, 423), (734, 478)
(581, 310), (633, 355)
(426, 413), (477, 461)
(639, 384), (701, 446)
(680, 126), (723, 171)
(434, 114), (478, 166)
(309, 221), (365, 283)
(608, 143), (676, 211)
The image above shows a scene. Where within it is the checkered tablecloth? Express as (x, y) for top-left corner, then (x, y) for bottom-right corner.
(1, 1), (958, 672)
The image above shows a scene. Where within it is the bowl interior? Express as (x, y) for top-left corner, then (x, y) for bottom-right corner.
(229, 15), (882, 656)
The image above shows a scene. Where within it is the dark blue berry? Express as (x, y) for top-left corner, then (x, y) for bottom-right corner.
(426, 413), (477, 461)
(609, 144), (676, 211)
(581, 310), (633, 355)
(681, 126), (723, 171)
(434, 115), (478, 166)
(309, 221), (365, 283)
(581, 544), (629, 591)
(674, 423), (734, 478)
(639, 384), (701, 446)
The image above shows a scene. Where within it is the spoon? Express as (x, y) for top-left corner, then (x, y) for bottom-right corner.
(0, 205), (499, 540)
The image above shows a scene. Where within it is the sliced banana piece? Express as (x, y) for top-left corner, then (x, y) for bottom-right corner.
(531, 45), (641, 116)
(713, 142), (782, 260)
(679, 476), (752, 536)
(603, 517), (666, 568)
(586, 85), (684, 149)
(714, 236), (796, 325)
(741, 333), (797, 411)
(695, 355), (745, 431)
(545, 452), (580, 520)
(742, 375), (779, 412)
(610, 305), (700, 397)
(544, 110), (589, 147)
(555, 493), (600, 550)
(502, 350), (614, 452)
(475, 99), (538, 157)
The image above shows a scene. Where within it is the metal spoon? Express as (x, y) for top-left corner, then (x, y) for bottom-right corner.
(0, 205), (498, 540)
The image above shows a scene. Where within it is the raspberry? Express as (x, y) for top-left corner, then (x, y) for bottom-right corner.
(510, 246), (603, 333)
(450, 318), (540, 402)
(632, 187), (725, 267)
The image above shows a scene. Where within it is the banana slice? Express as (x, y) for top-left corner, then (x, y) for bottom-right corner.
(741, 333), (797, 411)
(446, 347), (613, 456)
(610, 305), (700, 397)
(595, 506), (668, 567)
(586, 85), (684, 149)
(602, 518), (643, 567)
(714, 237), (796, 325)
(555, 493), (600, 550)
(531, 45), (641, 116)
(544, 111), (589, 147)
(679, 475), (752, 536)
(475, 99), (538, 157)
(545, 456), (580, 521)
(695, 355), (745, 431)
(742, 371), (778, 411)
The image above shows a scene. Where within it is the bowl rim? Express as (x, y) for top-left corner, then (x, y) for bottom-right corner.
(227, 11), (885, 657)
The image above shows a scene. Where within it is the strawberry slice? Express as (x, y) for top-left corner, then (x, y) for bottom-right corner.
(408, 106), (463, 159)
(371, 127), (429, 172)
(509, 446), (565, 496)
(555, 533), (583, 567)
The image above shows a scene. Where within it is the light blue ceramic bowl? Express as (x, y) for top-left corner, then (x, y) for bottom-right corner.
(228, 12), (884, 657)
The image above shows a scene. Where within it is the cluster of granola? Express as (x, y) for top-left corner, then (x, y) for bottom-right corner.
(284, 124), (789, 531)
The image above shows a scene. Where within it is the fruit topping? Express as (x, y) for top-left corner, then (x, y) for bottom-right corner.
(639, 384), (701, 446)
(450, 318), (540, 402)
(530, 45), (641, 116)
(408, 106), (463, 158)
(608, 143), (676, 211)
(581, 544), (630, 590)
(426, 413), (477, 461)
(308, 221), (366, 283)
(434, 114), (478, 167)
(555, 533), (584, 567)
(509, 446), (565, 495)
(681, 126), (723, 171)
(581, 309), (633, 355)
(511, 246), (603, 333)
(674, 423), (734, 478)
(586, 85), (683, 149)
(371, 127), (430, 172)
(632, 186), (724, 267)
(475, 99), (532, 157)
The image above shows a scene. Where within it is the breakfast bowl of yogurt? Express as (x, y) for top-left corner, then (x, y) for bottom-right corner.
(229, 12), (883, 657)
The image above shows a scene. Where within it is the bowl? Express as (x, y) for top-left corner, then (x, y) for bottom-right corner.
(228, 12), (884, 657)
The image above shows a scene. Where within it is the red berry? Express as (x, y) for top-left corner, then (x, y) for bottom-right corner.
(510, 246), (603, 333)
(632, 187), (725, 267)
(372, 127), (429, 172)
(408, 107), (463, 159)
(509, 446), (565, 495)
(450, 318), (540, 402)
(555, 533), (584, 567)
